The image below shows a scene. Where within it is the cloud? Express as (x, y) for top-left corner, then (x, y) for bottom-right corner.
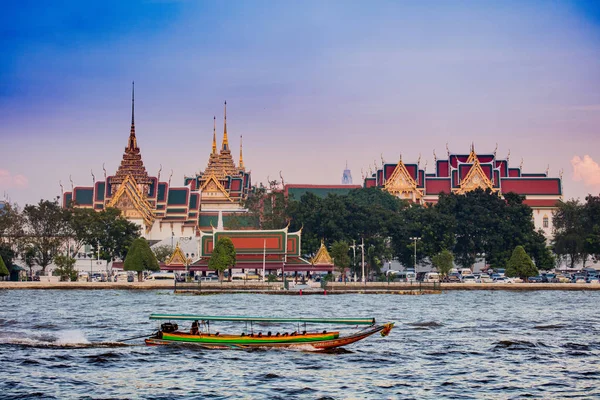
(572, 155), (600, 187)
(0, 169), (29, 189)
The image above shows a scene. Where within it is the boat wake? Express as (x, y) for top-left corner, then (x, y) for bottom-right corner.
(0, 330), (129, 349)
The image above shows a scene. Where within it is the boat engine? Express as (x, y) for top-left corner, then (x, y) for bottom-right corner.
(161, 322), (179, 333)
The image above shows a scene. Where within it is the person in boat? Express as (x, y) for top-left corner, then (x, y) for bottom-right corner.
(190, 320), (199, 335)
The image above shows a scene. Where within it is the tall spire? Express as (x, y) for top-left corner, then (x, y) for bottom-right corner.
(128, 81), (137, 150)
(239, 135), (244, 169)
(222, 101), (229, 152)
(212, 116), (217, 155)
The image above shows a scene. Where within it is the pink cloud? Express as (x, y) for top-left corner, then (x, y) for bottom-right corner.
(572, 155), (600, 187)
(0, 169), (29, 189)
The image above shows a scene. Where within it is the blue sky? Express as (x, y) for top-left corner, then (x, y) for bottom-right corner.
(1, 1), (600, 205)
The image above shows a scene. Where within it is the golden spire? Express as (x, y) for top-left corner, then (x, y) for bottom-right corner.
(212, 116), (217, 155)
(239, 135), (244, 169)
(127, 81), (137, 150)
(222, 101), (229, 152)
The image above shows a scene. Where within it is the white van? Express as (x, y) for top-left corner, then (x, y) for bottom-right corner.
(423, 272), (440, 283)
(396, 271), (417, 282)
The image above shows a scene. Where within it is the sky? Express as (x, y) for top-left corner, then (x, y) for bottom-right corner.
(1, 0), (600, 206)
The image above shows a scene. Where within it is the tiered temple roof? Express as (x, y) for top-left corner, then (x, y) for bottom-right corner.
(364, 144), (562, 207)
(185, 101), (251, 208)
(110, 83), (152, 186)
(63, 84), (200, 234)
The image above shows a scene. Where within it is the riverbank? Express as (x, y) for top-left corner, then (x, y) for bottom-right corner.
(1, 281), (600, 291)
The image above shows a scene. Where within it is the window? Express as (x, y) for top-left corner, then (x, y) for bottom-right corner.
(543, 216), (549, 228)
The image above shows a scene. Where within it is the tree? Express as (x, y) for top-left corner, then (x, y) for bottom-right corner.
(208, 237), (236, 282)
(432, 249), (454, 278)
(124, 238), (160, 282)
(22, 198), (71, 275)
(54, 254), (77, 282)
(505, 245), (538, 281)
(152, 245), (173, 263)
(0, 245), (15, 278)
(0, 255), (8, 277)
(22, 246), (37, 280)
(330, 240), (350, 280)
(552, 200), (585, 268)
(583, 194), (600, 262)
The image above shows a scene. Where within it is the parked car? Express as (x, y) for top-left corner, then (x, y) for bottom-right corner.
(493, 277), (511, 283)
(572, 274), (587, 283)
(443, 273), (462, 283)
(555, 274), (570, 283)
(542, 273), (558, 283)
(480, 273), (493, 283)
(462, 275), (478, 283)
(528, 276), (543, 283)
(587, 276), (599, 284)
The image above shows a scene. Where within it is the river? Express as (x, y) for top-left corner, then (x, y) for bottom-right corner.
(0, 290), (598, 399)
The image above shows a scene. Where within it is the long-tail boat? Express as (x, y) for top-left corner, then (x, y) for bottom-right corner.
(145, 314), (394, 350)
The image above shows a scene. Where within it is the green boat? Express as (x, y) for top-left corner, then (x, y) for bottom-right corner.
(145, 314), (395, 350)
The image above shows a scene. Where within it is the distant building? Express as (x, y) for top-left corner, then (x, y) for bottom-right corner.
(364, 144), (562, 237)
(342, 162), (353, 185)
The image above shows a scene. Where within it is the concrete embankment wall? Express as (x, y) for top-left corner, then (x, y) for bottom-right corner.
(1, 281), (599, 292)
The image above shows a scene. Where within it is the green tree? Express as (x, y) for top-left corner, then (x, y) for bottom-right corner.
(152, 245), (173, 263)
(432, 249), (454, 278)
(208, 237), (236, 282)
(124, 238), (160, 282)
(505, 245), (538, 281)
(0, 245), (15, 278)
(22, 198), (71, 275)
(330, 240), (350, 280)
(552, 200), (585, 268)
(0, 255), (8, 277)
(583, 195), (600, 262)
(54, 254), (77, 282)
(22, 246), (37, 280)
(69, 207), (141, 266)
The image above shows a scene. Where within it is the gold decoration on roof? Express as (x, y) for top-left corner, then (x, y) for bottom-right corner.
(384, 159), (423, 200)
(107, 175), (155, 228)
(167, 242), (187, 266)
(201, 174), (234, 202)
(310, 241), (333, 265)
(454, 158), (497, 194)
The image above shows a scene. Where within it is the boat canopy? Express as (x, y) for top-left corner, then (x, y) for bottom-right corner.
(149, 314), (375, 325)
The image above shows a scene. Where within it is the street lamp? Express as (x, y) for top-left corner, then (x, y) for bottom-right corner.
(357, 238), (366, 283)
(409, 237), (421, 271)
(477, 252), (486, 273)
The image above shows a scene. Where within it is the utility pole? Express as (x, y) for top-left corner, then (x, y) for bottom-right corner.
(409, 237), (421, 271)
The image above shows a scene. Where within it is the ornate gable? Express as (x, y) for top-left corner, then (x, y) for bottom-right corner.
(107, 175), (155, 228)
(310, 241), (333, 265)
(167, 243), (188, 266)
(455, 159), (496, 194)
(384, 160), (423, 200)
(201, 174), (234, 202)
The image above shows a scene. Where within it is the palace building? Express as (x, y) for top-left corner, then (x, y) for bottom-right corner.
(364, 144), (562, 237)
(62, 84), (201, 240)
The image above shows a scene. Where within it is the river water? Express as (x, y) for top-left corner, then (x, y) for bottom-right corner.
(0, 290), (598, 399)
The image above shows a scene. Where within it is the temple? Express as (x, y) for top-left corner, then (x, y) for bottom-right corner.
(188, 225), (334, 276)
(62, 83), (201, 240)
(184, 102), (252, 231)
(364, 144), (563, 237)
